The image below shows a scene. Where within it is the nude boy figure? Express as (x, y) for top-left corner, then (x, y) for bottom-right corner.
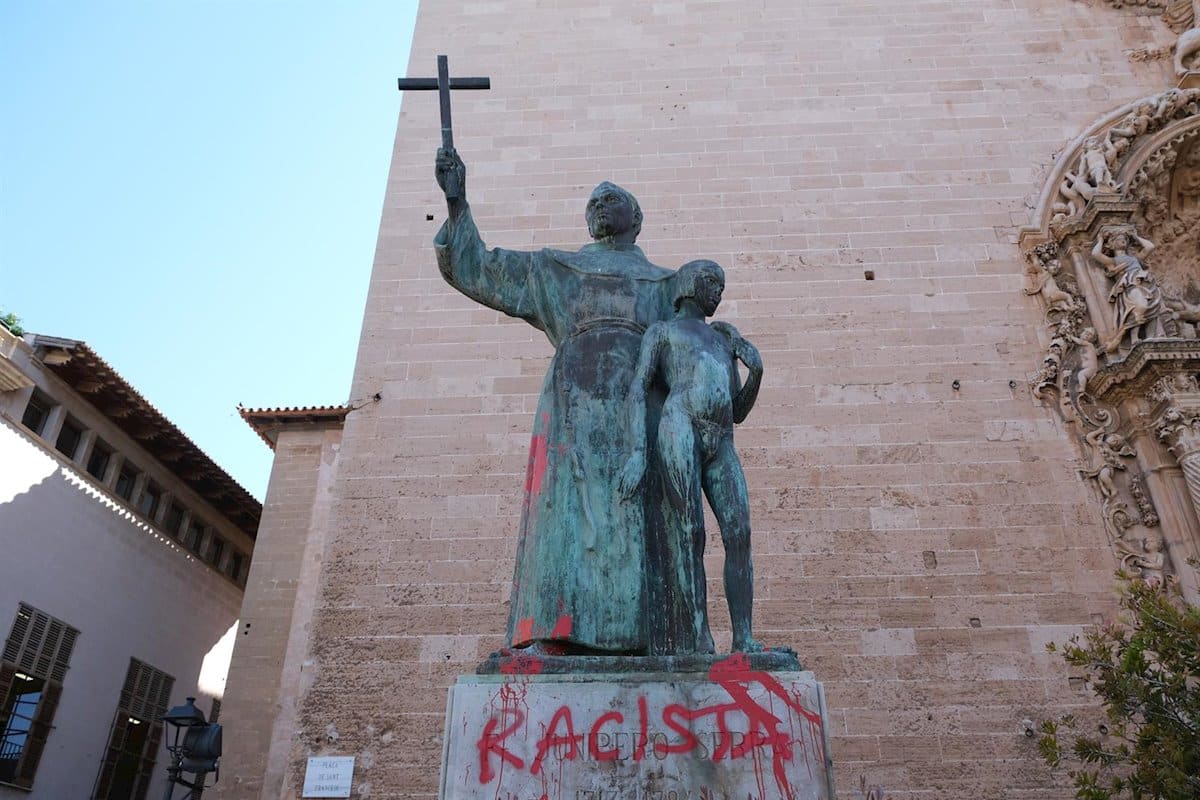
(618, 259), (765, 653)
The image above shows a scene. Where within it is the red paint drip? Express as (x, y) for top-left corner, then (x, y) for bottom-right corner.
(707, 653), (824, 800)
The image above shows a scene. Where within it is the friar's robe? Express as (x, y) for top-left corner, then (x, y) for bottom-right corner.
(435, 207), (675, 652)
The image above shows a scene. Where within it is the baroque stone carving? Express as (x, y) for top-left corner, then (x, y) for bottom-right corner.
(1093, 0), (1200, 73)
(1168, 1), (1200, 73)
(1079, 412), (1141, 539)
(1091, 227), (1171, 352)
(1023, 87), (1200, 595)
(1129, 471), (1161, 526)
(1052, 89), (1200, 227)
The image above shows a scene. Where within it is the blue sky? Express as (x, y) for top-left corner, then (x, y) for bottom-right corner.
(2, 2), (420, 499)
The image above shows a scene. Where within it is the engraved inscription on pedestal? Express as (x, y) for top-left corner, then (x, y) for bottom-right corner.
(439, 659), (834, 800)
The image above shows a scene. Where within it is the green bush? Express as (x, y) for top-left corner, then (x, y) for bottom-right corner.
(1039, 572), (1200, 800)
(0, 311), (24, 337)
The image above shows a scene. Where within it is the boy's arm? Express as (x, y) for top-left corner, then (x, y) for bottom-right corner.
(712, 322), (763, 424)
(618, 324), (666, 499)
(731, 336), (763, 424)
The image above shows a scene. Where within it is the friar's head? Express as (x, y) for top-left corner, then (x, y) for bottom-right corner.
(585, 182), (643, 244)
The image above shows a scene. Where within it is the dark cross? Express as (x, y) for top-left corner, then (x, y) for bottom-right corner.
(398, 54), (490, 200)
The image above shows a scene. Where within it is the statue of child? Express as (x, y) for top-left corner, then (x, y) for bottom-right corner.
(619, 259), (765, 653)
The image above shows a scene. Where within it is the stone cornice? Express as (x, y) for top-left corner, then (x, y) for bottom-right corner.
(1089, 340), (1200, 401)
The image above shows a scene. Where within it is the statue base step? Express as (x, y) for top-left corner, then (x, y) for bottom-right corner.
(477, 647), (802, 675)
(439, 657), (836, 800)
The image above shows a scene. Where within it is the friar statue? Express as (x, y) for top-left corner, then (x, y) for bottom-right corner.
(434, 148), (679, 655)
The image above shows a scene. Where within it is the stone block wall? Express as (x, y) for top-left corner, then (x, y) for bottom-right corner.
(219, 425), (341, 799)
(258, 1), (1181, 797)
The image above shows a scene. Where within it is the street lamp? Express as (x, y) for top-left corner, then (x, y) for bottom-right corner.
(160, 697), (222, 800)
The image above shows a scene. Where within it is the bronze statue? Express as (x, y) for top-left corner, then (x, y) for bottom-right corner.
(435, 148), (676, 654)
(434, 149), (767, 658)
(619, 260), (764, 654)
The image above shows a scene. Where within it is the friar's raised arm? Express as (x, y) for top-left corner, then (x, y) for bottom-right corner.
(433, 148), (540, 326)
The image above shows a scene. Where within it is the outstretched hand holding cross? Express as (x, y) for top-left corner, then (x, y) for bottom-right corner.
(397, 54), (490, 210)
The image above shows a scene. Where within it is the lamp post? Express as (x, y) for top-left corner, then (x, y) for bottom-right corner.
(160, 697), (222, 800)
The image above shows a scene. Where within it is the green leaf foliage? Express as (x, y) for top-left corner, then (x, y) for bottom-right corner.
(1039, 572), (1200, 800)
(0, 311), (24, 337)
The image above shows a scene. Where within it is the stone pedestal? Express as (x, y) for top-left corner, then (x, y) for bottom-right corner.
(439, 658), (835, 800)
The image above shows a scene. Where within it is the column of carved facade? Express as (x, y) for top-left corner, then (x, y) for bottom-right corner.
(1153, 401), (1200, 600)
(1066, 244), (1115, 348)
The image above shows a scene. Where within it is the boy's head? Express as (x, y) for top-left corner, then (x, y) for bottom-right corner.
(674, 259), (726, 315)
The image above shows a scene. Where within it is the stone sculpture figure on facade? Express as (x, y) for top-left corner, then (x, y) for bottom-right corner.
(1067, 327), (1101, 397)
(1025, 256), (1077, 314)
(1093, 228), (1166, 352)
(1079, 426), (1136, 501)
(1168, 0), (1200, 74)
(618, 259), (764, 655)
(1080, 136), (1121, 194)
(1121, 534), (1167, 586)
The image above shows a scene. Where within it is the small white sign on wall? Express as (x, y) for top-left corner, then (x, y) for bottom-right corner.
(302, 755), (355, 798)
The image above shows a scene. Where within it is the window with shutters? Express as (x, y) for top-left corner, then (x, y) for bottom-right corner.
(183, 520), (205, 556)
(206, 536), (226, 570)
(20, 393), (51, 436)
(114, 465), (137, 502)
(55, 416), (84, 460)
(0, 603), (78, 789)
(91, 659), (173, 800)
(86, 439), (113, 481)
(136, 482), (161, 520)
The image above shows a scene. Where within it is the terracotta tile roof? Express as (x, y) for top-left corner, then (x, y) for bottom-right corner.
(29, 335), (262, 540)
(239, 404), (350, 449)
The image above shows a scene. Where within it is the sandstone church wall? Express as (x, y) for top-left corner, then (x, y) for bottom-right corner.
(219, 425), (342, 798)
(234, 1), (1184, 797)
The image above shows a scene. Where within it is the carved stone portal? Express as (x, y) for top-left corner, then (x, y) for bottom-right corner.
(1092, 0), (1200, 75)
(1022, 87), (1200, 599)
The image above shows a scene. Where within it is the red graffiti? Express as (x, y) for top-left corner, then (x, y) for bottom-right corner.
(530, 706), (580, 775)
(656, 704), (701, 756)
(499, 652), (544, 676)
(587, 711), (623, 761)
(510, 615), (574, 649)
(634, 695), (648, 762)
(523, 412), (551, 502)
(475, 654), (824, 799)
(477, 707), (525, 782)
(706, 654), (823, 798)
(514, 617), (535, 646)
